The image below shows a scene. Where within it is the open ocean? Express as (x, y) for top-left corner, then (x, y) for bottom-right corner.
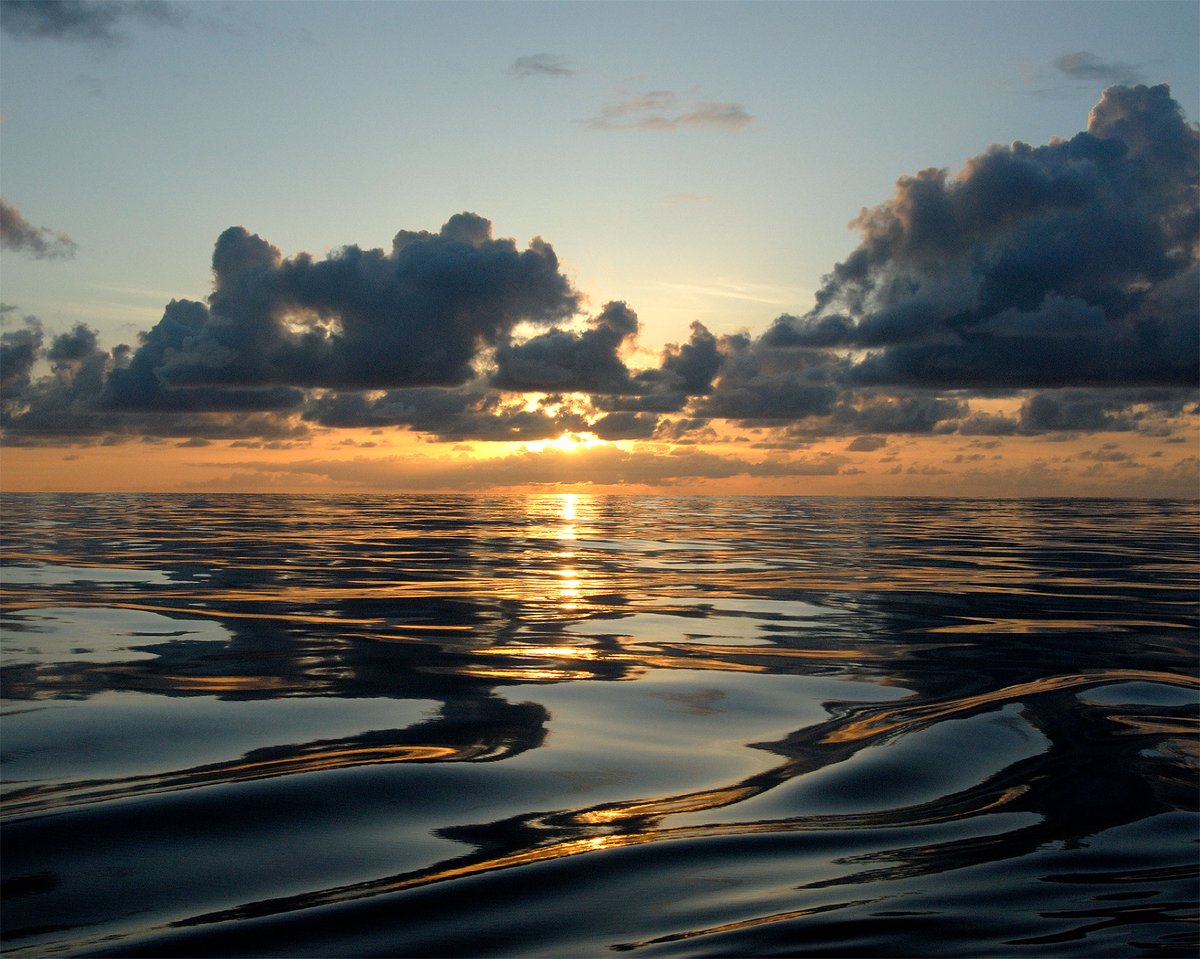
(1, 494), (1197, 958)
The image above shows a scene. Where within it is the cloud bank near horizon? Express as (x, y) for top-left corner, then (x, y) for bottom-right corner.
(2, 85), (1196, 458)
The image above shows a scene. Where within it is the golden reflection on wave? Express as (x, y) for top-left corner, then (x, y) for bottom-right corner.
(1108, 713), (1200, 755)
(821, 670), (1200, 745)
(134, 672), (291, 693)
(174, 782), (1038, 931)
(612, 897), (879, 951)
(560, 493), (578, 522)
(0, 599), (389, 627)
(480, 644), (601, 660)
(2, 743), (473, 817)
(930, 618), (1194, 634)
(572, 786), (759, 825)
(456, 666), (598, 682)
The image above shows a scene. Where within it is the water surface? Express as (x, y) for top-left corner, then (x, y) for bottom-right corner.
(2, 495), (1196, 957)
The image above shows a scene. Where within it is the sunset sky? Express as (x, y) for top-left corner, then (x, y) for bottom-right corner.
(1, 0), (1197, 495)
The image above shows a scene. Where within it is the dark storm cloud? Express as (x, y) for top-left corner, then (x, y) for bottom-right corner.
(0, 200), (78, 259)
(755, 84), (1197, 404)
(509, 54), (573, 78)
(0, 0), (183, 43)
(1054, 52), (1144, 87)
(492, 301), (638, 394)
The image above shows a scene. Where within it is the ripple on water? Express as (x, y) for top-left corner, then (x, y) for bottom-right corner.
(0, 494), (1196, 958)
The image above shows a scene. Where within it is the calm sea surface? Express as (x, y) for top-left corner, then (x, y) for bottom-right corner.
(1, 495), (1197, 958)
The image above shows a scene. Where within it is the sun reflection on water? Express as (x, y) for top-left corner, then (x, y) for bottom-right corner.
(2, 495), (1196, 959)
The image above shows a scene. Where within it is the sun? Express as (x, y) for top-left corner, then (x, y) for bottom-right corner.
(524, 431), (604, 454)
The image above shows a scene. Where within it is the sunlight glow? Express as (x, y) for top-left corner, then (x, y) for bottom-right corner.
(524, 432), (604, 454)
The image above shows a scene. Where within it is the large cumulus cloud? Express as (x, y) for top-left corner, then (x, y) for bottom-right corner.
(685, 83), (1198, 446)
(147, 213), (578, 393)
(765, 84), (1197, 391)
(1, 214), (579, 441)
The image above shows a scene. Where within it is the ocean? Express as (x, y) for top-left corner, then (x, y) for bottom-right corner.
(1, 494), (1197, 957)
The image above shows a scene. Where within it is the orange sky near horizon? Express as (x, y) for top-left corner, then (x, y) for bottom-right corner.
(4, 415), (1196, 498)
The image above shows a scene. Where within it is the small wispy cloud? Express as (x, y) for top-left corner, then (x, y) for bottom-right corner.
(1054, 51), (1144, 86)
(0, 200), (78, 259)
(1029, 51), (1147, 98)
(590, 91), (752, 132)
(509, 54), (574, 78)
(657, 279), (804, 306)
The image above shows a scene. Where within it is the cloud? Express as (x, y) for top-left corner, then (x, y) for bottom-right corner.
(1, 214), (579, 443)
(594, 322), (745, 416)
(3, 88), (1197, 453)
(832, 394), (967, 434)
(589, 411), (659, 441)
(492, 301), (639, 394)
(0, 200), (78, 259)
(690, 87), (1197, 441)
(130, 213), (578, 395)
(590, 91), (752, 132)
(0, 319), (43, 395)
(0, 312), (310, 444)
(1014, 387), (1192, 435)
(696, 340), (842, 421)
(303, 387), (585, 442)
(1054, 52), (1144, 87)
(762, 84), (1198, 394)
(0, 0), (184, 43)
(509, 54), (573, 78)
(847, 435), (887, 452)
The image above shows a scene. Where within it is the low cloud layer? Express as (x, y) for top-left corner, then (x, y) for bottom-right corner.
(2, 86), (1196, 456)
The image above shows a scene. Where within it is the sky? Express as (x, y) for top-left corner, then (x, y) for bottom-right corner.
(1, 0), (1197, 496)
